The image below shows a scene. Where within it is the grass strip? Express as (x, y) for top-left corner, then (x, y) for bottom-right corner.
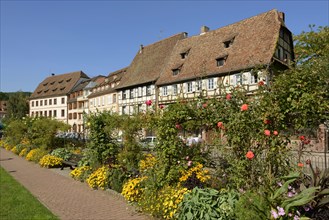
(0, 166), (59, 220)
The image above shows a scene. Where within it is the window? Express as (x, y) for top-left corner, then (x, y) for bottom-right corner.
(187, 82), (193, 93)
(196, 80), (202, 91)
(223, 37), (235, 48)
(49, 99), (52, 105)
(113, 94), (117, 103)
(236, 74), (243, 85)
(44, 100), (47, 106)
(146, 86), (151, 96)
(130, 89), (134, 99)
(172, 69), (180, 76)
(162, 86), (168, 96)
(208, 78), (214, 90)
(54, 98), (57, 105)
(49, 110), (52, 117)
(250, 71), (258, 84)
(39, 111), (42, 116)
(61, 98), (65, 104)
(216, 57), (226, 67)
(44, 111), (47, 117)
(61, 109), (65, 117)
(138, 87), (143, 97)
(122, 90), (127, 100)
(172, 85), (178, 95)
(122, 106), (127, 115)
(40, 100), (43, 106)
(53, 110), (57, 117)
(32, 101), (34, 107)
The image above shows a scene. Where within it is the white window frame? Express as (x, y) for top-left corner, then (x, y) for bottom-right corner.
(208, 78), (214, 90)
(187, 82), (193, 93)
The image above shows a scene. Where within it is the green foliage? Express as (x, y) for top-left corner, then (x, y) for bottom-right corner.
(50, 148), (72, 160)
(234, 191), (270, 220)
(86, 111), (121, 166)
(5, 91), (30, 120)
(268, 25), (329, 132)
(108, 166), (128, 193)
(29, 117), (70, 149)
(176, 187), (239, 220)
(117, 113), (145, 172)
(4, 119), (28, 146)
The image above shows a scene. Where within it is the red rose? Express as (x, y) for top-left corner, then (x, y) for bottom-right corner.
(297, 162), (304, 167)
(217, 122), (224, 129)
(175, 124), (182, 130)
(264, 119), (271, 124)
(258, 81), (265, 86)
(241, 104), (248, 111)
(145, 100), (152, 106)
(159, 104), (164, 109)
(202, 103), (207, 108)
(299, 135), (305, 141)
(264, 130), (271, 136)
(246, 151), (254, 160)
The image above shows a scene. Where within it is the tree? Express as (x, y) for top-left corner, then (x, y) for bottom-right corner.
(267, 26), (329, 132)
(6, 91), (30, 119)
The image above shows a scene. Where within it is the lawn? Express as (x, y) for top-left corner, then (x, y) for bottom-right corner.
(0, 166), (59, 220)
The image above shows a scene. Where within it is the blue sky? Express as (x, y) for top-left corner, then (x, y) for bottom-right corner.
(1, 0), (328, 93)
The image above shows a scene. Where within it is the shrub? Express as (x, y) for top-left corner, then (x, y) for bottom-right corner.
(179, 162), (211, 189)
(86, 166), (110, 190)
(19, 148), (29, 157)
(70, 166), (92, 182)
(139, 153), (157, 173)
(11, 146), (18, 154)
(108, 165), (128, 193)
(39, 155), (63, 168)
(26, 148), (48, 163)
(50, 148), (72, 160)
(121, 176), (147, 202)
(176, 187), (239, 220)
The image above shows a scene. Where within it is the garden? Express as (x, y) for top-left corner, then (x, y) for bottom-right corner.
(1, 26), (328, 220)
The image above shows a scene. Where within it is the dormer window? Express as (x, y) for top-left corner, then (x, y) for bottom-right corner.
(66, 78), (72, 82)
(223, 37), (235, 48)
(58, 80), (64, 83)
(216, 56), (227, 67)
(172, 69), (180, 76)
(180, 49), (190, 59)
(50, 81), (55, 85)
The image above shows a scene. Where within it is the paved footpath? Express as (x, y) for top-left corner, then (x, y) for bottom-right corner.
(0, 148), (151, 220)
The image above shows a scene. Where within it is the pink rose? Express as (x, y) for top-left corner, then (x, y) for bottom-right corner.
(246, 151), (254, 160)
(273, 131), (279, 136)
(226, 93), (232, 100)
(264, 130), (271, 136)
(240, 104), (248, 111)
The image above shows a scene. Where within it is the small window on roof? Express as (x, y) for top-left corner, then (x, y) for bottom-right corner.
(50, 81), (55, 85)
(43, 82), (48, 86)
(172, 69), (180, 76)
(223, 37), (235, 48)
(52, 88), (57, 92)
(66, 78), (72, 82)
(60, 86), (65, 90)
(216, 56), (227, 67)
(180, 49), (190, 59)
(58, 80), (64, 83)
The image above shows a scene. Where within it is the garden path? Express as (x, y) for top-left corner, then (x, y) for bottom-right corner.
(0, 148), (151, 220)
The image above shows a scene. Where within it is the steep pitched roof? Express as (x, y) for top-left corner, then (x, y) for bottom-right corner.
(88, 67), (127, 98)
(156, 9), (286, 86)
(30, 71), (89, 99)
(117, 33), (187, 89)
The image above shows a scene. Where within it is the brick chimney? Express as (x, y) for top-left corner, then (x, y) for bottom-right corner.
(200, 26), (209, 35)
